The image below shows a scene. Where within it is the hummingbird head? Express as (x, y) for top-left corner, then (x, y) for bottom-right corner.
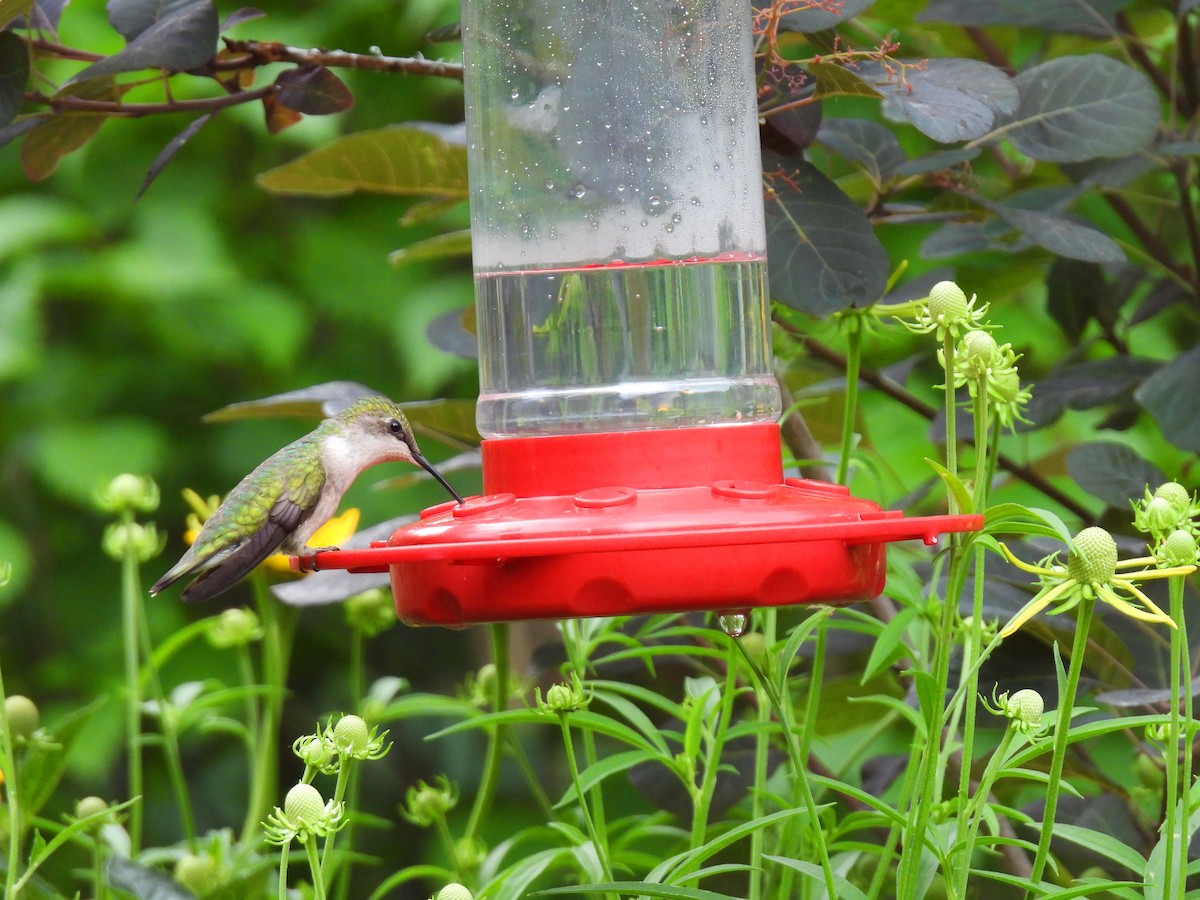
(335, 397), (464, 503)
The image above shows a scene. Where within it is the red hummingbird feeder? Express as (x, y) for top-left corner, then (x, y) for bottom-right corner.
(294, 0), (980, 625)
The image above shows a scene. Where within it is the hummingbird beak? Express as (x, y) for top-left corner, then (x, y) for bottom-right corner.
(412, 451), (465, 504)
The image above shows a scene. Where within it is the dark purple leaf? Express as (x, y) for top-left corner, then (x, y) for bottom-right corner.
(816, 117), (906, 185)
(856, 58), (1017, 143)
(919, 0), (1135, 38)
(22, 0), (71, 31)
(763, 155), (889, 315)
(136, 111), (213, 199)
(759, 67), (821, 153)
(1046, 258), (1107, 340)
(760, 0), (876, 32)
(894, 146), (979, 176)
(1135, 345), (1200, 452)
(1026, 356), (1160, 426)
(426, 307), (478, 359)
(219, 6), (264, 31)
(274, 66), (354, 116)
(1005, 55), (1159, 162)
(0, 32), (28, 129)
(0, 115), (43, 149)
(74, 0), (217, 81)
(979, 198), (1124, 263)
(1066, 441), (1165, 508)
(107, 0), (197, 41)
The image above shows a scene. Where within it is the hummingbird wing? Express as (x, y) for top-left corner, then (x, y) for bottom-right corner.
(178, 495), (310, 602)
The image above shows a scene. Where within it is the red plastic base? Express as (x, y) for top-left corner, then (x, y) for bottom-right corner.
(293, 425), (983, 626)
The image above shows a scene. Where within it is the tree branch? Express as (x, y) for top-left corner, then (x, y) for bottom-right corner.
(221, 39), (463, 81)
(29, 84), (275, 117)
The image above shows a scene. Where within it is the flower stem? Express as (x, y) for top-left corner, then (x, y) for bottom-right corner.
(305, 835), (327, 900)
(243, 578), (297, 844)
(278, 844), (290, 900)
(836, 313), (863, 486)
(320, 758), (355, 885)
(1027, 598), (1095, 893)
(120, 509), (144, 856)
(1162, 575), (1187, 899)
(464, 623), (509, 848)
(689, 639), (739, 847)
(748, 609), (777, 900)
(558, 715), (615, 887)
(0, 649), (24, 898)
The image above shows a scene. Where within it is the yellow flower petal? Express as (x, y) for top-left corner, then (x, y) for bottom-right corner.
(999, 542), (1056, 577)
(1000, 579), (1077, 638)
(264, 508), (361, 575)
(1096, 584), (1176, 628)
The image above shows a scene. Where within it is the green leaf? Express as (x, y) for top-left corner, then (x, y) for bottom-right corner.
(389, 229), (472, 266)
(765, 855), (870, 900)
(861, 605), (918, 683)
(202, 382), (381, 421)
(72, 0), (218, 82)
(20, 113), (108, 181)
(257, 125), (470, 198)
(925, 457), (974, 514)
(0, 0), (33, 29)
(1135, 344), (1200, 452)
(536, 884), (743, 900)
(1049, 823), (1146, 875)
(763, 157), (889, 315)
(553, 749), (664, 809)
(808, 61), (883, 100)
(1003, 55), (1159, 162)
(0, 31), (28, 129)
(857, 58), (1018, 143)
(18, 698), (107, 818)
(1066, 441), (1165, 508)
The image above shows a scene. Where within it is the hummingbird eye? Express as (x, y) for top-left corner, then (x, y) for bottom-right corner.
(387, 418), (404, 436)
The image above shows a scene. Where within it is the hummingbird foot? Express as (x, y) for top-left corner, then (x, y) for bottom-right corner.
(297, 546), (341, 572)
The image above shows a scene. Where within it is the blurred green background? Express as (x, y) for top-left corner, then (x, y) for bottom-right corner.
(0, 0), (495, 857)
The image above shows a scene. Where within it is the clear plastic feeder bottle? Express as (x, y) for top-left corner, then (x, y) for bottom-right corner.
(462, 0), (781, 437)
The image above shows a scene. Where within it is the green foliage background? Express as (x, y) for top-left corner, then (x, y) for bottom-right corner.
(0, 0), (484, 852)
(3, 0), (1200, 895)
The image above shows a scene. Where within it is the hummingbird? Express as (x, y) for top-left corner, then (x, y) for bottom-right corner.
(150, 395), (464, 602)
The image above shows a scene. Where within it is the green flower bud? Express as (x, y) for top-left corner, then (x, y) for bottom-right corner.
(5, 694), (40, 739)
(174, 853), (222, 896)
(74, 795), (110, 825)
(1006, 689), (1044, 727)
(284, 782), (326, 825)
(95, 474), (160, 515)
(333, 714), (370, 755)
(1144, 497), (1180, 537)
(403, 776), (458, 827)
(206, 607), (263, 649)
(344, 588), (396, 637)
(102, 522), (165, 563)
(537, 677), (588, 714)
(293, 732), (337, 772)
(1155, 482), (1193, 517)
(928, 281), (968, 324)
(1067, 527), (1118, 585)
(962, 329), (999, 362)
(1160, 529), (1199, 568)
(435, 884), (475, 900)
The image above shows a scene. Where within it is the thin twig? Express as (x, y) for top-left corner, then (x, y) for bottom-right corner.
(222, 39), (463, 81)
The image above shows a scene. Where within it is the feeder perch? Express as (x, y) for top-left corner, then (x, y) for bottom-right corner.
(293, 0), (982, 625)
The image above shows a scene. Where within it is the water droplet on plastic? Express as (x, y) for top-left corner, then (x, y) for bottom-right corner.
(544, 180), (556, 191)
(510, 88), (520, 100)
(671, 212), (682, 223)
(718, 610), (750, 638)
(571, 184), (587, 199)
(647, 196), (663, 210)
